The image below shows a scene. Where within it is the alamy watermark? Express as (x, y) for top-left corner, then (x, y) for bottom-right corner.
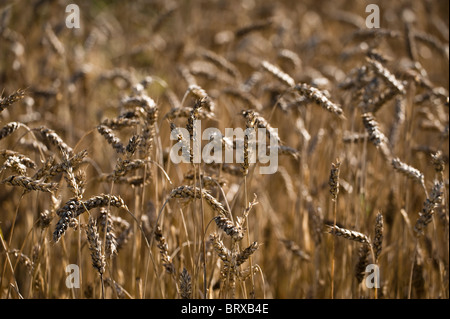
(65, 4), (80, 29)
(366, 4), (380, 29)
(365, 264), (380, 289)
(64, 3), (380, 30)
(65, 264), (80, 288)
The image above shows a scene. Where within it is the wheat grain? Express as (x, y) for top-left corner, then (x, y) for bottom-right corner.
(96, 125), (125, 154)
(154, 224), (175, 274)
(85, 216), (106, 275)
(367, 58), (406, 95)
(391, 157), (425, 186)
(2, 175), (57, 193)
(0, 88), (25, 113)
(295, 83), (344, 116)
(355, 243), (370, 284)
(213, 215), (244, 241)
(281, 240), (310, 261)
(179, 268), (192, 299)
(37, 126), (74, 157)
(169, 185), (228, 217)
(261, 60), (295, 88)
(373, 212), (383, 261)
(361, 113), (389, 147)
(329, 159), (341, 202)
(236, 242), (259, 266)
(414, 182), (444, 237)
(0, 122), (24, 141)
(326, 224), (370, 244)
(98, 208), (118, 258)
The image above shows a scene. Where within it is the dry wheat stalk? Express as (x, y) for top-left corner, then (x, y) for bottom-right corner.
(210, 233), (231, 265)
(1, 175), (58, 193)
(61, 151), (83, 199)
(277, 49), (302, 69)
(389, 97), (406, 146)
(97, 125), (125, 154)
(367, 58), (406, 95)
(0, 122), (24, 141)
(210, 233), (235, 295)
(222, 88), (263, 111)
(261, 60), (295, 88)
(152, 4), (177, 32)
(154, 224), (175, 274)
(326, 224), (370, 244)
(125, 134), (141, 157)
(361, 112), (389, 147)
(366, 49), (392, 64)
(37, 126), (74, 157)
(0, 150), (36, 169)
(98, 208), (118, 258)
(140, 106), (158, 156)
(9, 249), (33, 273)
(120, 94), (156, 111)
(236, 242), (259, 266)
(373, 212), (384, 262)
(199, 49), (241, 81)
(77, 194), (127, 216)
(350, 28), (401, 42)
(404, 21), (418, 62)
(235, 19), (273, 38)
(342, 132), (368, 143)
(281, 240), (311, 261)
(85, 216), (106, 275)
(185, 85), (215, 112)
(53, 195), (127, 243)
(183, 173), (226, 188)
(0, 88), (25, 113)
(214, 215), (244, 241)
(208, 163), (241, 177)
(241, 71), (262, 92)
(0, 156), (27, 175)
(101, 117), (140, 130)
(355, 243), (371, 284)
(53, 199), (81, 242)
(31, 156), (56, 181)
(104, 278), (127, 299)
(391, 157), (425, 187)
(431, 151), (445, 174)
(371, 87), (398, 113)
(272, 145), (300, 160)
(329, 159), (341, 202)
(178, 65), (197, 87)
(414, 31), (450, 60)
(187, 97), (206, 138)
(44, 23), (65, 56)
(115, 224), (133, 252)
(169, 185), (228, 217)
(41, 150), (87, 180)
(113, 159), (148, 178)
(414, 181), (444, 237)
(242, 131), (250, 177)
(308, 203), (324, 246)
(295, 83), (344, 116)
(163, 106), (213, 121)
(242, 109), (280, 144)
(412, 251), (425, 298)
(39, 209), (53, 229)
(170, 123), (193, 163)
(179, 268), (192, 299)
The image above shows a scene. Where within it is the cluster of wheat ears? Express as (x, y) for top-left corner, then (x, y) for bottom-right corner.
(0, 0), (448, 299)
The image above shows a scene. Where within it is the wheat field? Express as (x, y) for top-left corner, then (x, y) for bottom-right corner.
(0, 0), (448, 299)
